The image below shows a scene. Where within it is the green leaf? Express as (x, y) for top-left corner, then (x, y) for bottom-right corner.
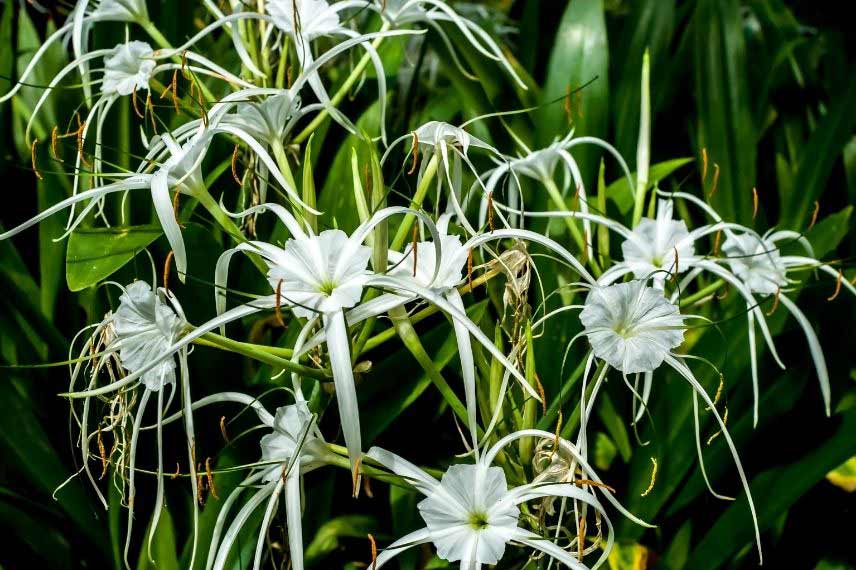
(693, 0), (756, 223)
(538, 0), (609, 187)
(304, 515), (378, 566)
(66, 225), (163, 291)
(825, 456), (856, 493)
(687, 408), (856, 568)
(606, 158), (694, 214)
(805, 206), (853, 259)
(137, 507), (180, 570)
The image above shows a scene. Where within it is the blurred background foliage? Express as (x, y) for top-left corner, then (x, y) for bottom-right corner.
(1, 0), (855, 568)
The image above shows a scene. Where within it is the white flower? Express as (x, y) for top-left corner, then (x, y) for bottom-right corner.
(580, 281), (686, 374)
(113, 281), (186, 390)
(259, 402), (330, 481)
(268, 0), (341, 40)
(227, 91), (303, 144)
(266, 229), (372, 318)
(387, 231), (467, 290)
(88, 0), (149, 21)
(621, 199), (696, 281)
(367, 430), (647, 569)
(101, 41), (155, 96)
(720, 232), (788, 296)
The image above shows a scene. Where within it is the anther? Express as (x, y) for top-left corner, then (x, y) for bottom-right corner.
(163, 251), (175, 290)
(701, 147), (709, 182)
(828, 269), (843, 301)
(351, 456), (363, 498)
(713, 228), (723, 256)
(808, 200), (820, 230)
(577, 516), (586, 560)
(487, 192), (495, 232)
(466, 249), (474, 289)
(205, 457), (218, 499)
(275, 279), (286, 328)
(368, 533), (378, 570)
(219, 415), (230, 443)
(766, 288), (780, 316)
(131, 86), (144, 119)
(171, 462), (181, 480)
(708, 163), (720, 197)
(640, 457), (657, 497)
(535, 373), (546, 414)
(752, 187), (759, 220)
(31, 138), (43, 181)
(707, 407), (728, 445)
(97, 428), (108, 479)
(50, 126), (63, 161)
(231, 144), (242, 185)
(407, 131), (419, 175)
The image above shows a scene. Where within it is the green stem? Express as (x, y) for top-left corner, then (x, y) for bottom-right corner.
(195, 332), (329, 380)
(679, 279), (725, 308)
(292, 22), (391, 144)
(390, 153), (440, 251)
(543, 177), (602, 276)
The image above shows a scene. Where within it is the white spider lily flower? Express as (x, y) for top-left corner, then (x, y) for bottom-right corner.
(383, 121), (504, 234)
(580, 280), (686, 375)
(366, 430), (650, 569)
(621, 199), (699, 285)
(0, 0), (149, 104)
(266, 0), (407, 142)
(185, 394), (335, 570)
(65, 281), (201, 570)
(101, 40), (156, 96)
(716, 230), (856, 417)
(373, 0), (526, 89)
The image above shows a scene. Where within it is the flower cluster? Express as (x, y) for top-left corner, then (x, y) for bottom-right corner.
(2, 1), (852, 569)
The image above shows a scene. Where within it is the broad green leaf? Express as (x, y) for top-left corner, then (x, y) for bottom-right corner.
(137, 507), (180, 570)
(805, 206), (853, 259)
(657, 521), (692, 570)
(825, 456), (856, 493)
(538, 0), (609, 188)
(693, 0), (756, 223)
(606, 158), (694, 214)
(687, 408), (856, 568)
(304, 515), (378, 566)
(66, 225), (162, 291)
(781, 74), (856, 228)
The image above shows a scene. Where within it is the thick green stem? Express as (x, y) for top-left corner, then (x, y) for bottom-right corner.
(195, 332), (330, 380)
(679, 279), (725, 308)
(293, 23), (391, 144)
(390, 153), (440, 251)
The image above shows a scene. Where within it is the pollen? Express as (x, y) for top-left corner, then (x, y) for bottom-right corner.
(640, 457), (657, 497)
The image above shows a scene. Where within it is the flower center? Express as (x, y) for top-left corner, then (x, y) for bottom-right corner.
(613, 320), (635, 338)
(467, 511), (490, 530)
(318, 280), (336, 296)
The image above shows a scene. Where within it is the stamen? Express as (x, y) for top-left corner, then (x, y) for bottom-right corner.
(411, 226), (418, 277)
(171, 462), (181, 480)
(131, 86), (144, 119)
(219, 415), (230, 443)
(487, 192), (495, 232)
(205, 457), (218, 499)
(712, 374), (724, 406)
(363, 475), (374, 499)
(581, 229), (589, 264)
(75, 117), (90, 168)
(708, 163), (720, 197)
(286, 65), (294, 88)
(163, 251), (174, 290)
(671, 246), (679, 282)
(50, 126), (62, 161)
(146, 92), (157, 133)
(563, 85), (572, 124)
(752, 187), (759, 220)
(407, 131), (419, 175)
(701, 148), (709, 182)
(466, 249), (474, 289)
(716, 284), (729, 300)
(351, 456), (363, 498)
(180, 50), (189, 78)
(535, 373), (546, 414)
(275, 279), (286, 328)
(573, 478), (616, 493)
(577, 516), (586, 561)
(808, 200), (820, 230)
(828, 269), (843, 301)
(31, 138), (43, 181)
(766, 288), (780, 316)
(552, 409), (563, 457)
(368, 533), (378, 570)
(196, 469), (205, 506)
(231, 144), (242, 185)
(159, 70), (180, 112)
(97, 428), (108, 479)
(706, 407), (728, 445)
(640, 457), (657, 497)
(713, 228), (723, 256)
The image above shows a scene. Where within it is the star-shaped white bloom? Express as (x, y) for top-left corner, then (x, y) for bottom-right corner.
(259, 401), (331, 481)
(580, 281), (686, 374)
(112, 280), (186, 390)
(721, 232), (788, 296)
(268, 0), (342, 40)
(621, 199), (696, 281)
(101, 41), (155, 96)
(266, 229), (373, 319)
